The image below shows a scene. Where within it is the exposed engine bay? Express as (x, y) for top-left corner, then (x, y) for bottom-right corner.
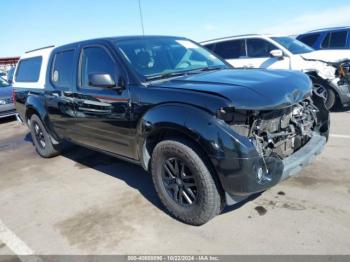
(228, 98), (319, 159)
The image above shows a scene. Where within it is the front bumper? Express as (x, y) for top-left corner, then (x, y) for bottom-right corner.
(280, 133), (326, 180)
(224, 132), (326, 205)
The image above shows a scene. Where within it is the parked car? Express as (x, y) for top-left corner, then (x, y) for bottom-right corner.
(0, 77), (16, 119)
(202, 34), (350, 110)
(297, 26), (350, 50)
(14, 36), (329, 225)
(6, 67), (15, 84)
(0, 71), (6, 79)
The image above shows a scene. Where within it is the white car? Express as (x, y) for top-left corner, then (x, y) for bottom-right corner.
(202, 34), (350, 110)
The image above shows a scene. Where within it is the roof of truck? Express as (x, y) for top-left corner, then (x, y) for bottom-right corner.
(54, 35), (188, 49)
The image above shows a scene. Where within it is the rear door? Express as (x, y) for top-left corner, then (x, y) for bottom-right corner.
(71, 44), (134, 158)
(46, 48), (77, 139)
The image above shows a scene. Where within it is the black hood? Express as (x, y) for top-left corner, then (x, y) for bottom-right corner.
(152, 69), (312, 110)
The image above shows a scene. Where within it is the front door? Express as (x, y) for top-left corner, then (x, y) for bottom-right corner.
(242, 38), (290, 69)
(72, 45), (134, 158)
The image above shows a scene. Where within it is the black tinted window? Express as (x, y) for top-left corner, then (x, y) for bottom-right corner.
(51, 50), (75, 90)
(15, 56), (42, 82)
(298, 34), (319, 47)
(247, 38), (276, 58)
(322, 31), (348, 48)
(321, 33), (331, 48)
(204, 43), (216, 51)
(330, 31), (347, 48)
(81, 47), (116, 87)
(213, 40), (246, 59)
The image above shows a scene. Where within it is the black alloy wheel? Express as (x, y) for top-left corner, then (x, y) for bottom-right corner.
(162, 157), (198, 207)
(30, 114), (61, 158)
(33, 122), (46, 149)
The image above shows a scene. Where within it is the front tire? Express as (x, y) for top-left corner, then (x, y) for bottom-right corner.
(151, 139), (222, 225)
(30, 114), (61, 158)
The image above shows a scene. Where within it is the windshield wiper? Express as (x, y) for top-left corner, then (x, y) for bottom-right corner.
(146, 71), (194, 81)
(146, 72), (186, 81)
(146, 66), (225, 81)
(198, 66), (226, 72)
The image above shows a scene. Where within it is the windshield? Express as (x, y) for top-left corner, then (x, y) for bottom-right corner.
(0, 77), (10, 87)
(272, 36), (314, 54)
(114, 38), (226, 80)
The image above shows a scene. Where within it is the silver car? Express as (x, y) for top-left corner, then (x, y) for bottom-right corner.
(0, 77), (16, 119)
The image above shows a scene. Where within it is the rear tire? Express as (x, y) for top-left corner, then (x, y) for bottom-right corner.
(30, 114), (61, 158)
(151, 138), (222, 226)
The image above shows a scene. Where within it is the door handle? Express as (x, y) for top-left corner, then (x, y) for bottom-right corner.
(78, 106), (112, 114)
(46, 91), (60, 98)
(63, 91), (74, 97)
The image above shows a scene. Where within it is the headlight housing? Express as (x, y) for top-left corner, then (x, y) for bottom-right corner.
(216, 107), (251, 137)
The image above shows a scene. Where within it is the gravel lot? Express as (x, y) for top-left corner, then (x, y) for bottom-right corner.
(0, 113), (349, 255)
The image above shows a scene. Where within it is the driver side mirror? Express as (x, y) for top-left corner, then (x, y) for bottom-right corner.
(270, 49), (284, 58)
(88, 73), (123, 89)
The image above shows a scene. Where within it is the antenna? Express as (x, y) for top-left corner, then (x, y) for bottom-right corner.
(138, 0), (145, 35)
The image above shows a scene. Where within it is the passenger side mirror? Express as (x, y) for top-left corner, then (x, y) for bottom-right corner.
(88, 73), (117, 88)
(270, 49), (284, 58)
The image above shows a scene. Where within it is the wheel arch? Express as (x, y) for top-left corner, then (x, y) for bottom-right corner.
(25, 95), (47, 123)
(136, 104), (222, 172)
(306, 71), (339, 94)
(25, 95), (60, 142)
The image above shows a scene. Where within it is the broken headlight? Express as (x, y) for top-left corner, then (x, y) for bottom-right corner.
(216, 107), (252, 137)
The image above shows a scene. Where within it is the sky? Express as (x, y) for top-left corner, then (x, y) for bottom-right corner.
(1, 0), (350, 57)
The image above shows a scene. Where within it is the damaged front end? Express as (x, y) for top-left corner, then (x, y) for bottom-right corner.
(336, 61), (350, 84)
(217, 95), (329, 202)
(303, 58), (350, 109)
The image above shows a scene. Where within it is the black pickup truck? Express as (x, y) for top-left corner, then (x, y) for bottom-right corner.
(14, 36), (329, 225)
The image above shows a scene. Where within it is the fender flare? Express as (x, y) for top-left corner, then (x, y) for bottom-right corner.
(136, 103), (254, 171)
(25, 95), (60, 143)
(305, 71), (336, 91)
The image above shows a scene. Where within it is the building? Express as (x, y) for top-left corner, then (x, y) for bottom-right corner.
(0, 57), (20, 71)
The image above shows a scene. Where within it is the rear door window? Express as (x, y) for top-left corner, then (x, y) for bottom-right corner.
(15, 56), (42, 82)
(322, 31), (348, 48)
(247, 38), (276, 58)
(51, 50), (75, 90)
(213, 40), (246, 59)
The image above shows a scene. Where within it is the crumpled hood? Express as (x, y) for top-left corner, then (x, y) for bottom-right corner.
(0, 86), (13, 99)
(152, 69), (312, 110)
(302, 50), (350, 63)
